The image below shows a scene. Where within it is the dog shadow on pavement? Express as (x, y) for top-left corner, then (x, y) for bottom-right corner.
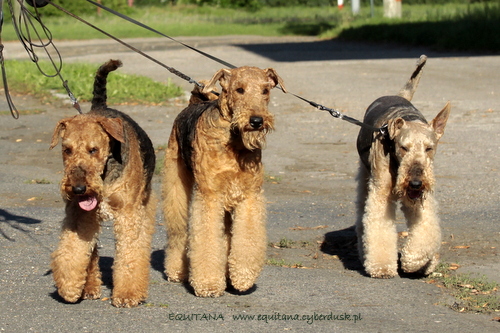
(0, 208), (41, 242)
(321, 226), (364, 273)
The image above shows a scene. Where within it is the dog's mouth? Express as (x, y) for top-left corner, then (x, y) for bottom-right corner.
(407, 189), (423, 201)
(77, 195), (98, 211)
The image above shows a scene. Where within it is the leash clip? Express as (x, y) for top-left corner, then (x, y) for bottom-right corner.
(378, 124), (388, 136)
(327, 108), (342, 119)
(62, 80), (81, 113)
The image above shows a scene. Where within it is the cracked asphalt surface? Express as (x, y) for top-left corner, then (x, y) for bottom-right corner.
(1, 36), (499, 332)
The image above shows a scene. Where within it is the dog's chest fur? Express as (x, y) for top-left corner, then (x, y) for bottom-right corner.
(175, 101), (263, 207)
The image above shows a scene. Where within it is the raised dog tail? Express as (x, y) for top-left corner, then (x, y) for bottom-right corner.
(91, 59), (123, 110)
(398, 55), (427, 102)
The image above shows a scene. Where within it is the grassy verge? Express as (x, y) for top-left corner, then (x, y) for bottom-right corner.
(1, 3), (497, 52)
(0, 5), (342, 40)
(1, 3), (497, 102)
(3, 60), (183, 105)
(426, 263), (500, 314)
(333, 3), (500, 52)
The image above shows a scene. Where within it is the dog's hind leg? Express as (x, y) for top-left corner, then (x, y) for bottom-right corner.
(162, 128), (193, 283)
(228, 193), (267, 292)
(82, 246), (102, 300)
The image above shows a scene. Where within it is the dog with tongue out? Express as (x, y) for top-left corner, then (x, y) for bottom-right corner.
(49, 60), (157, 308)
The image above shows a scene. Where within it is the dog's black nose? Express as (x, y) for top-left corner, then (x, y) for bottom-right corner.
(72, 185), (87, 195)
(409, 180), (422, 189)
(249, 116), (263, 129)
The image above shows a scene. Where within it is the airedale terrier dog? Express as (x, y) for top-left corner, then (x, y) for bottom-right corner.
(355, 55), (451, 278)
(162, 66), (286, 297)
(49, 60), (156, 307)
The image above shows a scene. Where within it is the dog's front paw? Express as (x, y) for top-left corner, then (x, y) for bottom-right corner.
(194, 288), (225, 298)
(401, 252), (439, 276)
(191, 280), (226, 298)
(82, 286), (101, 300)
(365, 265), (397, 279)
(57, 287), (84, 303)
(166, 270), (187, 283)
(230, 273), (257, 293)
(111, 290), (146, 308)
(231, 280), (255, 293)
(111, 296), (144, 308)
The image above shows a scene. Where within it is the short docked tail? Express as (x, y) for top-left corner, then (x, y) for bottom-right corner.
(398, 55), (427, 102)
(91, 59), (122, 110)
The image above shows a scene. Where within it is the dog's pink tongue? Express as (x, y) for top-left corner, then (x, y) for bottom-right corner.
(78, 196), (98, 211)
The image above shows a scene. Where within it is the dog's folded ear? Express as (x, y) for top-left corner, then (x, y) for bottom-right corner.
(264, 68), (286, 93)
(387, 117), (405, 140)
(431, 102), (451, 141)
(97, 117), (125, 143)
(203, 68), (231, 94)
(49, 119), (69, 149)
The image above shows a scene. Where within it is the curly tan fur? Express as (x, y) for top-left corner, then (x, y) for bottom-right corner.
(50, 60), (156, 307)
(355, 56), (451, 278)
(162, 66), (285, 297)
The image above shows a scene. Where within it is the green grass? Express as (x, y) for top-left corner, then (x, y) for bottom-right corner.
(0, 3), (497, 102)
(277, 237), (295, 249)
(266, 258), (303, 268)
(333, 3), (500, 52)
(0, 5), (342, 40)
(269, 237), (313, 249)
(0, 3), (497, 53)
(3, 60), (183, 105)
(427, 263), (500, 314)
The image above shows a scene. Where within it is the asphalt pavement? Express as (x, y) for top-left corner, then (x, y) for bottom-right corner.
(1, 36), (499, 332)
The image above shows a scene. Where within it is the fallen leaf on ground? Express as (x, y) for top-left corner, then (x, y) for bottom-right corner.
(290, 225), (328, 231)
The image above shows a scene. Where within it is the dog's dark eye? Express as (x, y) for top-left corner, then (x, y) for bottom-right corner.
(262, 88), (269, 95)
(63, 148), (72, 155)
(425, 147), (433, 152)
(236, 88), (245, 94)
(400, 146), (408, 152)
(89, 147), (98, 155)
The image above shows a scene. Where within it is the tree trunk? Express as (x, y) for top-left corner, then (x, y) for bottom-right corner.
(383, 0), (402, 18)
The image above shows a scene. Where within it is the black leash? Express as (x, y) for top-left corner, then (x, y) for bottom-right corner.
(44, 0), (203, 88)
(80, 0), (385, 134)
(0, 0), (19, 118)
(1, 0), (81, 117)
(85, 0), (237, 70)
(24, 0), (385, 134)
(288, 90), (387, 134)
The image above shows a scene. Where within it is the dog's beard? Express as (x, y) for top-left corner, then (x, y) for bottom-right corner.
(242, 129), (269, 150)
(393, 161), (435, 205)
(232, 123), (273, 151)
(393, 182), (432, 207)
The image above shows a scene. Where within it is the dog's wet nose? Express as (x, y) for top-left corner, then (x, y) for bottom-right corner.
(409, 180), (422, 189)
(249, 116), (263, 129)
(72, 185), (87, 195)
